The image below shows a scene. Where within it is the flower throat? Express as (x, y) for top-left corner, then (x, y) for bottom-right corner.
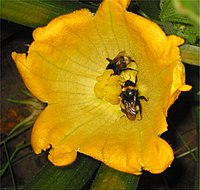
(94, 51), (148, 121)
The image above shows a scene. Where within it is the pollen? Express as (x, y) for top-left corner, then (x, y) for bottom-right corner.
(94, 70), (138, 106)
(94, 69), (125, 105)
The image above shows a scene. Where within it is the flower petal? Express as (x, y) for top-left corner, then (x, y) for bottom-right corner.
(12, 0), (191, 175)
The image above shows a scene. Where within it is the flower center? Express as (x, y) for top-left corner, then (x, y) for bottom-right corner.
(94, 69), (124, 105)
(94, 51), (138, 105)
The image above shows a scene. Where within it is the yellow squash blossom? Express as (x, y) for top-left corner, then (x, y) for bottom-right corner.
(12, 0), (191, 175)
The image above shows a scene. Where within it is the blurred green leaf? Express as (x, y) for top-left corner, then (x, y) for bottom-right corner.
(0, 0), (97, 28)
(160, 0), (191, 24)
(3, 142), (16, 189)
(91, 164), (140, 190)
(0, 144), (32, 178)
(27, 154), (100, 190)
(173, 0), (199, 28)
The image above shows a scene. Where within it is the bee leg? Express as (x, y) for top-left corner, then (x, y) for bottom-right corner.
(130, 58), (136, 63)
(139, 96), (149, 101)
(106, 58), (112, 62)
(135, 72), (138, 83)
(138, 110), (142, 120)
(126, 56), (137, 65)
(131, 58), (139, 68)
(120, 114), (125, 119)
(121, 68), (138, 73)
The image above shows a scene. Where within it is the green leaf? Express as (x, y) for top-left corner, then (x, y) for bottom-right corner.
(0, 0), (97, 28)
(0, 144), (31, 178)
(174, 23), (198, 44)
(27, 154), (100, 190)
(180, 45), (200, 66)
(136, 0), (161, 20)
(160, 0), (191, 24)
(161, 21), (176, 35)
(90, 164), (140, 190)
(159, 0), (198, 44)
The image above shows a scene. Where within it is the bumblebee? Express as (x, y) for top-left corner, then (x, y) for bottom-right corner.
(120, 76), (148, 121)
(106, 51), (136, 75)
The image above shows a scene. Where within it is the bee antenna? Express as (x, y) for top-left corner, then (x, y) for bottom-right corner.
(135, 73), (138, 84)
